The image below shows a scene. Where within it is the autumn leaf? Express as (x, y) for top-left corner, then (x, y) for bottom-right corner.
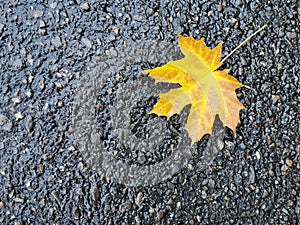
(145, 34), (244, 144)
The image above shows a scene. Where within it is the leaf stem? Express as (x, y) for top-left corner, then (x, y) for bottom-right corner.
(221, 24), (268, 63)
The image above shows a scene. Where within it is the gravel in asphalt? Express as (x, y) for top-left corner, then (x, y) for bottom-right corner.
(0, 0), (299, 224)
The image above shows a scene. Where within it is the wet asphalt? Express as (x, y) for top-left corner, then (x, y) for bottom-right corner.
(0, 0), (300, 224)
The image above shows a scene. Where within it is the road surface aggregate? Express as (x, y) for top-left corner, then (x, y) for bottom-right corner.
(0, 0), (300, 224)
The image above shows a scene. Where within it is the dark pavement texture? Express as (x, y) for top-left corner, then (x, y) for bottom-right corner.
(0, 0), (300, 224)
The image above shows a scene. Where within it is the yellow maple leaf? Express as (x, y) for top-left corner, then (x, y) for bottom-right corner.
(145, 34), (244, 144)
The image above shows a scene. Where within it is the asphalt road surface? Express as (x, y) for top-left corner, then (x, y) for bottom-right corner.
(0, 0), (299, 224)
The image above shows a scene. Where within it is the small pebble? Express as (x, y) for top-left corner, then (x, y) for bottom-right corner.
(133, 14), (144, 22)
(167, 198), (173, 205)
(25, 90), (33, 98)
(108, 34), (116, 42)
(96, 38), (102, 46)
(80, 2), (90, 10)
(55, 82), (63, 89)
(39, 164), (44, 172)
(38, 80), (45, 90)
(0, 23), (4, 33)
(255, 151), (261, 160)
(249, 165), (255, 183)
(122, 202), (132, 212)
(0, 114), (13, 131)
(50, 2), (57, 8)
(287, 32), (297, 39)
(8, 42), (14, 51)
(207, 179), (215, 189)
(40, 20), (46, 28)
(57, 101), (63, 107)
(149, 207), (155, 214)
(272, 95), (280, 101)
(40, 29), (46, 35)
(51, 36), (62, 48)
(281, 164), (288, 173)
(13, 59), (23, 70)
(201, 190), (207, 199)
(20, 47), (27, 56)
(91, 185), (100, 201)
(157, 210), (165, 222)
(286, 159), (293, 167)
(135, 215), (141, 224)
(112, 26), (120, 35)
(217, 140), (224, 149)
(25, 115), (34, 132)
(13, 198), (24, 203)
(34, 11), (43, 18)
(15, 112), (24, 121)
(262, 190), (268, 198)
(0, 202), (4, 209)
(0, 114), (9, 126)
(135, 192), (143, 207)
(73, 207), (80, 219)
(12, 97), (21, 104)
(28, 55), (34, 65)
(81, 37), (92, 49)
(146, 8), (154, 16)
(51, 191), (60, 203)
